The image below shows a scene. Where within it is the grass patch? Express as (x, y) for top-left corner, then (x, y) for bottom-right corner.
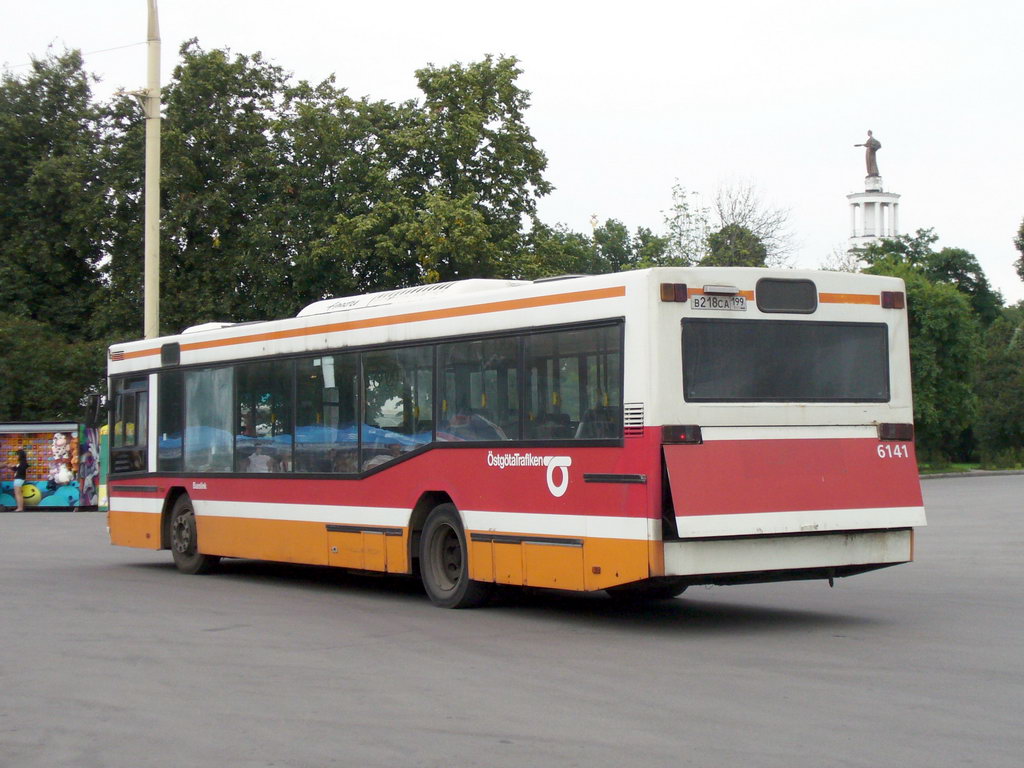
(918, 462), (980, 475)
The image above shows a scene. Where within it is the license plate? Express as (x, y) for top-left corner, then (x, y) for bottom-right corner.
(690, 295), (747, 311)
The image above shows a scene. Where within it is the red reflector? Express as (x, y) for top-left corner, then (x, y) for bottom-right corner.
(881, 291), (905, 309)
(878, 423), (914, 441)
(660, 283), (688, 302)
(662, 425), (702, 444)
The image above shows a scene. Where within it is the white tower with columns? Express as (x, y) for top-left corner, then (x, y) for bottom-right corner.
(848, 175), (900, 251)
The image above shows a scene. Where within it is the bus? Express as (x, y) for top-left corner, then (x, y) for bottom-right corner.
(105, 268), (925, 607)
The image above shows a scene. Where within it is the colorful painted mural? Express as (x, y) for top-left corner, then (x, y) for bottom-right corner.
(1, 422), (101, 509)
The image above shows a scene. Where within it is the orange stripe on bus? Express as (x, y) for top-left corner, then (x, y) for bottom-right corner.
(120, 285), (627, 360)
(818, 292), (880, 305)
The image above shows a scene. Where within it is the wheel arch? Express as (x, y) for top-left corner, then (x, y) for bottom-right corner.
(408, 490), (454, 568)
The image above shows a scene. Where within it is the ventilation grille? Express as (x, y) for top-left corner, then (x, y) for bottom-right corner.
(109, 350), (125, 361)
(623, 403), (645, 437)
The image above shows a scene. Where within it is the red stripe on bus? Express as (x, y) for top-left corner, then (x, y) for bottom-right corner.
(126, 444), (657, 519)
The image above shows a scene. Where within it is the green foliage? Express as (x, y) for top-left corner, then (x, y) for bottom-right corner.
(658, 182), (790, 267)
(862, 228), (1022, 461)
(415, 55), (551, 252)
(520, 219), (669, 279)
(861, 229), (1002, 325)
(924, 247), (1003, 325)
(974, 303), (1024, 460)
(860, 228), (937, 269)
(294, 55), (552, 294)
(0, 51), (106, 339)
(93, 47), (555, 337)
(703, 223), (768, 267)
(1015, 218), (1024, 282)
(0, 314), (104, 420)
(162, 42), (291, 329)
(865, 261), (981, 458)
(660, 183), (711, 265)
(522, 222), (602, 278)
(281, 80), (427, 301)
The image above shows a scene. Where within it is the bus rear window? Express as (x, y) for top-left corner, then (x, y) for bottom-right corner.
(682, 319), (889, 402)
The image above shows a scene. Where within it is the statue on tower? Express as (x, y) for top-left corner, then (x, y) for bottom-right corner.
(854, 130), (882, 177)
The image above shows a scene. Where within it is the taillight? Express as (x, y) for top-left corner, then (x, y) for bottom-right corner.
(662, 425), (702, 444)
(660, 283), (688, 302)
(878, 423), (914, 440)
(881, 291), (905, 309)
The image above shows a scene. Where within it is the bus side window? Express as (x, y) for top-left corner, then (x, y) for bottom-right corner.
(158, 370), (183, 472)
(438, 337), (519, 441)
(183, 367), (234, 473)
(110, 377), (149, 473)
(235, 360), (294, 473)
(524, 325), (622, 441)
(361, 346), (433, 469)
(294, 354), (359, 474)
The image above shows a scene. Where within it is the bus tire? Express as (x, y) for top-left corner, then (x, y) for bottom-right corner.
(605, 577), (688, 602)
(169, 495), (221, 575)
(419, 504), (491, 608)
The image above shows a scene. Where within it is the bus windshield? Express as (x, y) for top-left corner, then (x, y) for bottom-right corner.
(682, 318), (890, 402)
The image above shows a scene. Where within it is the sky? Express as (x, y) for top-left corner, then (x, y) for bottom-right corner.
(4, 0), (1022, 302)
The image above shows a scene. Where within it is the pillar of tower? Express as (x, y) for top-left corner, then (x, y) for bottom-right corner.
(847, 175), (901, 253)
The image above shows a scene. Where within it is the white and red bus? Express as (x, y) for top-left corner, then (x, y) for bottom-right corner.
(106, 268), (925, 607)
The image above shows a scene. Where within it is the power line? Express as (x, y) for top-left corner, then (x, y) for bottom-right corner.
(2, 41), (146, 71)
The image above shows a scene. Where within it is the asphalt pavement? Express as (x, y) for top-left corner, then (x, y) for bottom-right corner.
(1, 475), (1021, 768)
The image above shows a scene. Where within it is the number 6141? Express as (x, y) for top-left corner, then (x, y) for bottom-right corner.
(876, 443), (910, 459)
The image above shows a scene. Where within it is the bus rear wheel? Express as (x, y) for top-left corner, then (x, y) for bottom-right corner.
(606, 577), (688, 602)
(419, 504), (491, 608)
(169, 496), (220, 575)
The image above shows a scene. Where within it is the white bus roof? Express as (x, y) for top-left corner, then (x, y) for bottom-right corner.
(297, 279), (527, 318)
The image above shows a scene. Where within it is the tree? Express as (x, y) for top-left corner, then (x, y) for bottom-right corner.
(859, 228), (937, 270)
(0, 315), (103, 420)
(860, 229), (1001, 460)
(659, 183), (711, 265)
(973, 303), (1024, 464)
(863, 259), (981, 460)
(703, 223), (768, 267)
(819, 244), (863, 272)
(711, 184), (793, 267)
(278, 79), (427, 303)
(298, 55), (554, 289)
(1015, 217), (1024, 282)
(0, 50), (106, 339)
(658, 182), (792, 268)
(862, 229), (1003, 326)
(99, 41), (293, 338)
(924, 247), (1003, 326)
(412, 55), (552, 280)
(521, 222), (601, 278)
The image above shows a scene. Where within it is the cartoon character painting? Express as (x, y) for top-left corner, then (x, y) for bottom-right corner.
(49, 432), (75, 486)
(78, 441), (99, 506)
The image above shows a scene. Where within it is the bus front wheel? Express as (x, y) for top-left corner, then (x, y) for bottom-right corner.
(419, 504), (491, 608)
(169, 496), (221, 575)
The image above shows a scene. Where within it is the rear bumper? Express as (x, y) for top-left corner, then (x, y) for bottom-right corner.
(663, 528), (913, 583)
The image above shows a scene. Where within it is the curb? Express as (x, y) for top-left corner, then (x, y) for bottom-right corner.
(920, 469), (1024, 480)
